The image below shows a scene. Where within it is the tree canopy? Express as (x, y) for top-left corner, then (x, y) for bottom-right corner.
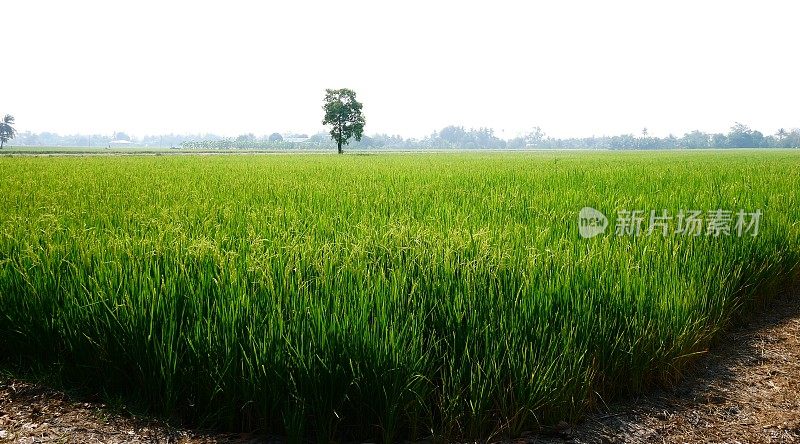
(0, 115), (16, 149)
(322, 88), (365, 154)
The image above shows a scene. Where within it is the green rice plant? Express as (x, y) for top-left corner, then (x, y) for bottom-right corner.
(0, 150), (798, 441)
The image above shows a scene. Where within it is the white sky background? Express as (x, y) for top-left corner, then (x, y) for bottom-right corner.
(4, 0), (799, 139)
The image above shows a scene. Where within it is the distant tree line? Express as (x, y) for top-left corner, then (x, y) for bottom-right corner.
(8, 132), (296, 149)
(179, 133), (308, 150)
(6, 123), (800, 150)
(526, 123), (800, 150)
(8, 131), (212, 148)
(423, 123), (800, 150)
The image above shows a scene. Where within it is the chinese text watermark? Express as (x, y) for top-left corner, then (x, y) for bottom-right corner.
(578, 207), (762, 239)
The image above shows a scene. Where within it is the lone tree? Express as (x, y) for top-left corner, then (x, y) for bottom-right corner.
(0, 114), (16, 149)
(322, 88), (365, 154)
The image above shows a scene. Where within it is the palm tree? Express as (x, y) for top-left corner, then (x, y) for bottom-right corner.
(0, 114), (16, 149)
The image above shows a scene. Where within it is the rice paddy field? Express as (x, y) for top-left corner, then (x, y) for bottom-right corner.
(0, 150), (798, 441)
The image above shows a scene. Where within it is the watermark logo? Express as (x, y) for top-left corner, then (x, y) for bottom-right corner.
(578, 208), (762, 238)
(578, 207), (609, 238)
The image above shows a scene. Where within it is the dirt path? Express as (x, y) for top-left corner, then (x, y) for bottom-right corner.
(0, 382), (263, 443)
(534, 272), (800, 444)
(2, 274), (799, 443)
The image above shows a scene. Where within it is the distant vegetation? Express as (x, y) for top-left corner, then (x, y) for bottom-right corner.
(1, 151), (798, 441)
(6, 123), (800, 150)
(0, 114), (16, 148)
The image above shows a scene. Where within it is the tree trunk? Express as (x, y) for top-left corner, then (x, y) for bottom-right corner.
(337, 140), (342, 154)
(0, 140), (4, 149)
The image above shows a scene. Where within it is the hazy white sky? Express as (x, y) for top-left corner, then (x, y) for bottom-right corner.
(4, 0), (799, 139)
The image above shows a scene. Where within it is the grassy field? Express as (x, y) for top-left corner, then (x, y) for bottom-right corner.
(0, 151), (798, 441)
